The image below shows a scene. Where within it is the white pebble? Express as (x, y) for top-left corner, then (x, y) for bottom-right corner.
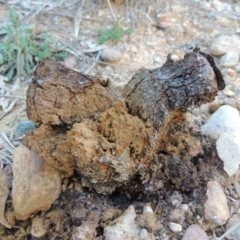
(168, 222), (182, 232)
(220, 51), (239, 68)
(143, 205), (154, 213)
(181, 204), (189, 212)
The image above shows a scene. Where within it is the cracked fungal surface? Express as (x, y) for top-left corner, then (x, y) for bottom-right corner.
(25, 50), (224, 194)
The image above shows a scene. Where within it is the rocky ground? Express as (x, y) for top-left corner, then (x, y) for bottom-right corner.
(1, 0), (240, 239)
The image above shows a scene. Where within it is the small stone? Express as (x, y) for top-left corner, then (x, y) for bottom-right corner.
(12, 145), (61, 220)
(168, 222), (182, 232)
(232, 193), (239, 200)
(225, 217), (240, 240)
(143, 205), (154, 213)
(200, 103), (210, 115)
(156, 207), (163, 215)
(72, 222), (97, 240)
(216, 132), (240, 176)
(146, 41), (157, 46)
(201, 105), (240, 140)
(209, 35), (240, 56)
(153, 56), (163, 64)
(209, 97), (220, 113)
(100, 48), (122, 63)
(156, 12), (172, 28)
(98, 9), (105, 17)
(170, 54), (180, 61)
(103, 205), (140, 240)
(182, 224), (208, 240)
(212, 0), (231, 12)
(169, 209), (184, 224)
(203, 105), (240, 176)
(222, 68), (237, 78)
(15, 121), (36, 135)
(139, 228), (148, 239)
(130, 46), (138, 53)
(234, 65), (240, 73)
(31, 216), (46, 238)
(181, 204), (189, 212)
(63, 55), (77, 69)
(223, 97), (237, 108)
(224, 89), (235, 97)
(204, 180), (230, 225)
(220, 52), (239, 68)
(5, 211), (15, 226)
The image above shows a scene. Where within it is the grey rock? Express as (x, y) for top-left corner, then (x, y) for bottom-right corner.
(104, 205), (140, 240)
(216, 132), (240, 176)
(201, 105), (240, 141)
(100, 48), (122, 63)
(234, 64), (240, 73)
(201, 105), (240, 176)
(209, 35), (240, 56)
(104, 205), (154, 240)
(15, 121), (36, 135)
(181, 224), (208, 240)
(204, 181), (230, 225)
(220, 52), (239, 68)
(12, 144), (61, 220)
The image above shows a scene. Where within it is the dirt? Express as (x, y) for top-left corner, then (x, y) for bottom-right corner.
(1, 0), (240, 239)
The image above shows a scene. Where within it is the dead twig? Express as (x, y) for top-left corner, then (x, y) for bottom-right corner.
(0, 133), (16, 166)
(0, 133), (15, 153)
(84, 50), (101, 74)
(0, 95), (25, 100)
(0, 99), (17, 121)
(60, 41), (120, 67)
(215, 220), (240, 240)
(74, 0), (85, 38)
(106, 0), (117, 21)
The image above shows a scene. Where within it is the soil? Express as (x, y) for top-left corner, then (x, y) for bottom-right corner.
(0, 0), (240, 239)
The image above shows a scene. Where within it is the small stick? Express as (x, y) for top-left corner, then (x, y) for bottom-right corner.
(216, 220), (240, 240)
(106, 0), (117, 21)
(85, 50), (101, 74)
(1, 133), (15, 153)
(0, 95), (25, 100)
(74, 0), (85, 38)
(0, 99), (17, 120)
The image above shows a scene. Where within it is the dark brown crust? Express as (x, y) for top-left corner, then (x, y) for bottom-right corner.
(193, 47), (226, 90)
